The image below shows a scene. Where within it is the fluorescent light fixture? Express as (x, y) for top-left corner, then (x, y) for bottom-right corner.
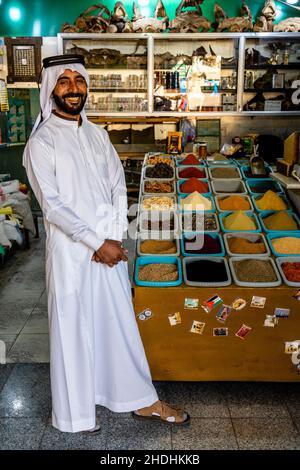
(33, 20), (41, 36)
(9, 7), (21, 21)
(138, 0), (150, 6)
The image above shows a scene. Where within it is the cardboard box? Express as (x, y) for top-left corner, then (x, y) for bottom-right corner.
(284, 131), (300, 164)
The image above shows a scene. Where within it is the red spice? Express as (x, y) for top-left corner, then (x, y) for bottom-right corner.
(179, 167), (206, 178)
(185, 234), (221, 254)
(180, 154), (200, 165)
(282, 262), (300, 282)
(180, 177), (209, 193)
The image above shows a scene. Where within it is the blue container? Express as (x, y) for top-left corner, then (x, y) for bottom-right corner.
(241, 165), (272, 180)
(134, 256), (182, 287)
(267, 232), (300, 257)
(219, 211), (261, 233)
(246, 178), (284, 195)
(259, 210), (300, 233)
(177, 179), (212, 195)
(178, 194), (215, 212)
(251, 193), (291, 212)
(181, 232), (225, 257)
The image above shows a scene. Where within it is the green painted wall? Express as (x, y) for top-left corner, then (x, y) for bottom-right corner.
(0, 0), (299, 37)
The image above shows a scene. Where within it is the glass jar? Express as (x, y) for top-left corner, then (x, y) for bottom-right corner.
(198, 142), (207, 159)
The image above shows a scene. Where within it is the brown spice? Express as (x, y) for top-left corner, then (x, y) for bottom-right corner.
(234, 259), (277, 282)
(228, 236), (266, 254)
(211, 167), (240, 179)
(140, 240), (177, 254)
(138, 263), (178, 282)
(144, 181), (173, 193)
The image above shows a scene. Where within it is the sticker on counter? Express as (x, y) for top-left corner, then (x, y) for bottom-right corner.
(184, 298), (199, 310)
(292, 289), (300, 301)
(168, 312), (181, 326)
(190, 321), (205, 335)
(137, 308), (153, 322)
(235, 324), (252, 340)
(201, 294), (223, 313)
(231, 298), (247, 311)
(213, 327), (229, 337)
(285, 341), (300, 354)
(250, 296), (266, 309)
(274, 308), (290, 318)
(216, 305), (232, 323)
(264, 315), (279, 327)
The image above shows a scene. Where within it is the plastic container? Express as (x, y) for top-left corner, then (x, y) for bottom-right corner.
(258, 210), (300, 233)
(224, 232), (270, 257)
(134, 256), (182, 287)
(178, 194), (215, 213)
(139, 210), (179, 233)
(219, 211), (261, 233)
(179, 212), (220, 233)
(211, 179), (247, 195)
(241, 165), (272, 180)
(266, 232), (300, 257)
(177, 179), (212, 195)
(137, 233), (180, 257)
(176, 166), (207, 180)
(215, 194), (254, 212)
(275, 257), (300, 286)
(208, 165), (242, 180)
(183, 256), (231, 287)
(142, 180), (176, 195)
(143, 153), (175, 167)
(143, 165), (175, 181)
(229, 256), (282, 287)
(246, 179), (284, 195)
(206, 158), (235, 166)
(141, 194), (176, 211)
(251, 193), (291, 213)
(181, 232), (225, 257)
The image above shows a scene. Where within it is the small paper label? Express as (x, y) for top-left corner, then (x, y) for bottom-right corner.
(201, 294), (223, 313)
(190, 321), (205, 335)
(250, 296), (266, 309)
(213, 327), (229, 337)
(184, 298), (199, 310)
(235, 324), (252, 340)
(168, 312), (181, 326)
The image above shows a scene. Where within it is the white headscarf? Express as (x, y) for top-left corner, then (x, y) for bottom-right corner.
(30, 63), (90, 136)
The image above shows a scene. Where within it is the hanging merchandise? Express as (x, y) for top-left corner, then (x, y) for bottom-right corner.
(0, 80), (9, 113)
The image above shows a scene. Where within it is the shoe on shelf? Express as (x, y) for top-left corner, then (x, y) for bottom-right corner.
(133, 400), (190, 426)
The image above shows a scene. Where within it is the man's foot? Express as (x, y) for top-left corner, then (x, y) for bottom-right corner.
(132, 400), (190, 426)
(84, 419), (101, 435)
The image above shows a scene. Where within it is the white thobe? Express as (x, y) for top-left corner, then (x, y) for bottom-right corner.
(23, 113), (158, 432)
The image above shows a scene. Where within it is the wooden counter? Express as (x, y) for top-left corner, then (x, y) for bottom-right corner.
(134, 284), (300, 382)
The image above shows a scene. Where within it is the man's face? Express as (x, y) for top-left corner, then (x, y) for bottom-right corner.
(52, 69), (87, 116)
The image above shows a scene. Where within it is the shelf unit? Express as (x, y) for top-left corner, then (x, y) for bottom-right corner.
(57, 32), (300, 117)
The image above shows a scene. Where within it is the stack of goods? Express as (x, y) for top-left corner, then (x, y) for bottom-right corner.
(185, 259), (228, 283)
(180, 192), (212, 211)
(228, 236), (266, 254)
(184, 234), (221, 255)
(255, 190), (287, 211)
(0, 179), (35, 257)
(179, 154), (200, 165)
(211, 167), (240, 179)
(179, 178), (209, 193)
(233, 259), (278, 283)
(146, 163), (174, 179)
(223, 211), (257, 231)
(178, 167), (206, 178)
(140, 240), (177, 254)
(218, 195), (250, 211)
(262, 211), (298, 231)
(144, 181), (173, 193)
(271, 237), (300, 254)
(142, 196), (174, 211)
(281, 262), (300, 283)
(138, 263), (178, 282)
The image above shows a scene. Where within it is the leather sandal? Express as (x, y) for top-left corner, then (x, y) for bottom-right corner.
(132, 400), (190, 426)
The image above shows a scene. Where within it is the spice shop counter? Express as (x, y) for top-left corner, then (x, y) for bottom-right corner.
(133, 284), (300, 382)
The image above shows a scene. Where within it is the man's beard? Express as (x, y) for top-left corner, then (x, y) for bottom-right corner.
(52, 92), (87, 116)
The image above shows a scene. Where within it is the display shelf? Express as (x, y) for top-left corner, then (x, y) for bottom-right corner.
(245, 64), (300, 70)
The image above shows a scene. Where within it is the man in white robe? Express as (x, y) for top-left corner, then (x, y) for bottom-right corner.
(23, 55), (189, 433)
